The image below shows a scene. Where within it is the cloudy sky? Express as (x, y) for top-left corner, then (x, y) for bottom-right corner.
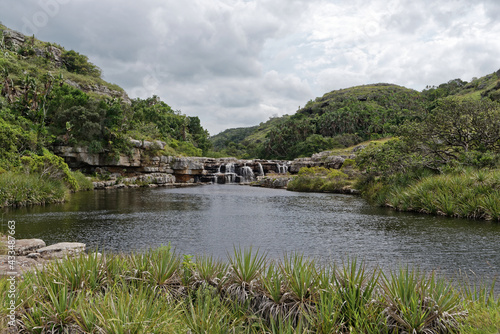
(1, 0), (499, 135)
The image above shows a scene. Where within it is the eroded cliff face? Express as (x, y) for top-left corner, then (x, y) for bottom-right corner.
(54, 141), (350, 189)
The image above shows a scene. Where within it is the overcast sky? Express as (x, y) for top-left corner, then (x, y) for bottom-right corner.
(1, 0), (499, 135)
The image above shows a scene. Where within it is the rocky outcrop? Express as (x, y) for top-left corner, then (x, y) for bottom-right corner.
(55, 144), (358, 189)
(3, 29), (25, 49)
(14, 239), (46, 256)
(252, 175), (293, 189)
(93, 173), (176, 189)
(290, 152), (347, 173)
(0, 237), (88, 276)
(64, 80), (131, 104)
(36, 242), (86, 259)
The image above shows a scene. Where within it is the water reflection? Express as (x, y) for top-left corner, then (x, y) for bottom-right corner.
(3, 185), (499, 283)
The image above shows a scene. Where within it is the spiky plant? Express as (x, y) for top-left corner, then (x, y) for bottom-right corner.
(194, 254), (228, 289)
(279, 253), (319, 326)
(333, 258), (379, 333)
(224, 246), (267, 305)
(45, 251), (108, 293)
(182, 286), (245, 334)
(380, 267), (467, 334)
(146, 244), (183, 297)
(257, 261), (287, 323)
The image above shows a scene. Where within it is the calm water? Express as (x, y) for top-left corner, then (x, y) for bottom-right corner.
(2, 185), (500, 281)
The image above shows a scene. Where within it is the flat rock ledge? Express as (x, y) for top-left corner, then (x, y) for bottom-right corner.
(0, 238), (87, 277)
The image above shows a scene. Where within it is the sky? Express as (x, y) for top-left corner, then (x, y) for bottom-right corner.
(1, 0), (500, 135)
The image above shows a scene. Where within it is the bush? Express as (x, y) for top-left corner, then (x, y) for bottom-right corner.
(20, 149), (78, 191)
(72, 171), (93, 191)
(0, 171), (68, 207)
(288, 167), (349, 193)
(62, 50), (102, 77)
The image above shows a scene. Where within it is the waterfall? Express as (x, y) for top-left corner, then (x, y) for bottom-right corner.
(224, 163), (236, 183)
(257, 162), (264, 176)
(240, 166), (255, 183)
(276, 163), (288, 174)
(216, 165), (221, 174)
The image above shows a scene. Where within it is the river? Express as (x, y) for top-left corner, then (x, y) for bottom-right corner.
(3, 184), (500, 283)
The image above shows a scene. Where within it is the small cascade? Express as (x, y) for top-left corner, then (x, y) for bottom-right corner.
(257, 162), (264, 176)
(224, 163), (236, 183)
(276, 163), (288, 174)
(216, 165), (221, 174)
(240, 166), (255, 183)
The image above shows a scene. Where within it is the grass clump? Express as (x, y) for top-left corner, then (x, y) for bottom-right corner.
(1, 248), (498, 333)
(287, 167), (351, 193)
(0, 171), (68, 207)
(384, 168), (500, 220)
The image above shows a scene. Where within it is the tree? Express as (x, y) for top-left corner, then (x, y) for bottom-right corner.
(62, 50), (102, 77)
(399, 97), (500, 168)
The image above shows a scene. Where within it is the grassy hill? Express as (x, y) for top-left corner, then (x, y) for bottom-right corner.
(210, 71), (500, 160)
(211, 83), (423, 159)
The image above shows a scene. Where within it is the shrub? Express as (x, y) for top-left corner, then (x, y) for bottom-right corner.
(288, 167), (349, 193)
(20, 148), (78, 191)
(0, 171), (68, 207)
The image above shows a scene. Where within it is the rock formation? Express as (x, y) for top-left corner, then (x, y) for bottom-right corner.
(0, 236), (89, 276)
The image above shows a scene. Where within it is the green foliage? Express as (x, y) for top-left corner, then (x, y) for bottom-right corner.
(61, 50), (102, 77)
(20, 148), (78, 191)
(288, 167), (349, 193)
(398, 97), (500, 170)
(381, 267), (466, 334)
(71, 170), (93, 191)
(383, 168), (500, 220)
(0, 171), (68, 207)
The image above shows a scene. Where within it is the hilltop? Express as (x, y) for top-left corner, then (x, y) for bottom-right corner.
(211, 83), (423, 159)
(211, 71), (500, 160)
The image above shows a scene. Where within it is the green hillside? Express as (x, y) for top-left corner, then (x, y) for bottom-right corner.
(0, 24), (211, 167)
(0, 24), (211, 206)
(211, 84), (423, 159)
(210, 71), (500, 160)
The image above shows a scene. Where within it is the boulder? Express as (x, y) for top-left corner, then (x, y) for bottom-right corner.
(15, 239), (46, 256)
(36, 242), (86, 259)
(0, 255), (41, 276)
(324, 156), (345, 169)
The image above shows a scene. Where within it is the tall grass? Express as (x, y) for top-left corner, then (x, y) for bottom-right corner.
(385, 168), (500, 221)
(0, 171), (68, 207)
(1, 248), (497, 333)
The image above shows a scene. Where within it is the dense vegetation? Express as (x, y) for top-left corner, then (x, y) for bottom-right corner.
(355, 94), (500, 220)
(0, 24), (211, 205)
(2, 246), (499, 333)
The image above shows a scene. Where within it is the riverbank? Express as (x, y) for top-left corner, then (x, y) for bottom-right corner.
(359, 167), (500, 222)
(0, 245), (498, 333)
